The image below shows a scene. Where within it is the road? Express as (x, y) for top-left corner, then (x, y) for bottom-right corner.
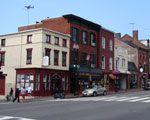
(0, 91), (150, 120)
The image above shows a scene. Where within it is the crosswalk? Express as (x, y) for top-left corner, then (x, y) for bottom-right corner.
(47, 96), (150, 103)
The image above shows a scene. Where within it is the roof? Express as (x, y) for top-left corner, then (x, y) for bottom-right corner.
(128, 61), (138, 72)
(63, 14), (101, 28)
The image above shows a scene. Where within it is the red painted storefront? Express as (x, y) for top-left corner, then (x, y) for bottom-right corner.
(16, 68), (70, 96)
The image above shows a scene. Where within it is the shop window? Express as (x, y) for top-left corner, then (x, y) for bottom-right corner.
(43, 74), (50, 91)
(17, 74), (34, 90)
(35, 74), (40, 91)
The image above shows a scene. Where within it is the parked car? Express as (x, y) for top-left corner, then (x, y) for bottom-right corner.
(145, 80), (150, 90)
(82, 85), (107, 97)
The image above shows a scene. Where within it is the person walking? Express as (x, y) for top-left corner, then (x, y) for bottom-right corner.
(27, 85), (32, 96)
(13, 88), (20, 103)
(9, 88), (13, 101)
(21, 87), (26, 101)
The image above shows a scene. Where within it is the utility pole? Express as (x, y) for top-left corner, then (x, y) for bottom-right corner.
(25, 5), (34, 25)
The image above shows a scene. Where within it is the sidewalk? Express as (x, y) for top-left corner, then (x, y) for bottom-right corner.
(0, 88), (145, 103)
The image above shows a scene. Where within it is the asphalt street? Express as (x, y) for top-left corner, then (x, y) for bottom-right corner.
(0, 91), (150, 120)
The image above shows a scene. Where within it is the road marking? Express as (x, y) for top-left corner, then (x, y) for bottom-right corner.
(0, 116), (36, 120)
(128, 97), (150, 102)
(141, 99), (150, 103)
(116, 97), (140, 101)
(104, 97), (127, 101)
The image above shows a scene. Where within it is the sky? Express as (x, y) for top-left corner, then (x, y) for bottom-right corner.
(1, 0), (150, 40)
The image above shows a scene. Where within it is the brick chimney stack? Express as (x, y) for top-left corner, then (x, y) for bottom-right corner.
(115, 33), (121, 39)
(133, 30), (138, 41)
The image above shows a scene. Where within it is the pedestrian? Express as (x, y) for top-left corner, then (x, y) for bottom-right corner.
(27, 85), (32, 96)
(21, 87), (26, 101)
(9, 88), (13, 101)
(13, 88), (20, 103)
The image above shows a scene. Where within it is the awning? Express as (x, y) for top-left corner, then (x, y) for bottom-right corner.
(128, 62), (138, 72)
(109, 74), (117, 79)
(112, 70), (120, 74)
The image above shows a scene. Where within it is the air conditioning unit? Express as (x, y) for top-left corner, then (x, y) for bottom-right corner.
(43, 56), (49, 66)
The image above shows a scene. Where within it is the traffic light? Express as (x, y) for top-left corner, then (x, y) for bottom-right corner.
(73, 64), (76, 68)
(72, 65), (80, 68)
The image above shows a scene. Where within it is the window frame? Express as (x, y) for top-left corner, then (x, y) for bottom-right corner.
(90, 32), (96, 47)
(26, 48), (33, 64)
(102, 37), (105, 49)
(81, 30), (88, 45)
(0, 51), (5, 66)
(1, 39), (6, 47)
(109, 40), (113, 51)
(102, 55), (105, 69)
(54, 50), (59, 65)
(45, 48), (51, 65)
(55, 37), (59, 45)
(62, 51), (67, 66)
(72, 27), (79, 43)
(62, 39), (67, 47)
(109, 57), (113, 70)
(27, 35), (32, 43)
(46, 34), (51, 43)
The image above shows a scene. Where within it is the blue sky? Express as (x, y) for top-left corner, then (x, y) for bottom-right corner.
(1, 0), (150, 39)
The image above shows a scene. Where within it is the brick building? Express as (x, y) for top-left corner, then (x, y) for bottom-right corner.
(18, 14), (114, 93)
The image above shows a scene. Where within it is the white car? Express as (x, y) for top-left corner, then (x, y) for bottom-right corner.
(82, 85), (107, 97)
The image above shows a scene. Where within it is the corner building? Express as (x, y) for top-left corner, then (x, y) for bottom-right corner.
(19, 14), (114, 93)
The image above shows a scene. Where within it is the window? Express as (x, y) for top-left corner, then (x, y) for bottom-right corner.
(109, 40), (113, 51)
(16, 74), (34, 91)
(81, 52), (88, 66)
(82, 30), (88, 45)
(62, 52), (67, 66)
(90, 33), (96, 46)
(90, 54), (96, 68)
(54, 37), (59, 45)
(45, 48), (51, 65)
(43, 74), (50, 91)
(72, 27), (79, 42)
(71, 50), (79, 65)
(102, 56), (105, 69)
(116, 57), (120, 69)
(109, 57), (113, 70)
(1, 39), (6, 46)
(62, 39), (67, 47)
(143, 53), (144, 60)
(35, 74), (40, 91)
(102, 37), (105, 49)
(0, 52), (5, 66)
(27, 35), (32, 43)
(54, 50), (59, 65)
(26, 49), (32, 64)
(46, 34), (51, 43)
(122, 59), (125, 68)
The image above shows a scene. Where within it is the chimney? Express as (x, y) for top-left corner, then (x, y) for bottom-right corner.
(133, 30), (138, 41)
(115, 33), (121, 39)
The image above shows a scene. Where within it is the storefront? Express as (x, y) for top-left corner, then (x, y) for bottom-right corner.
(16, 68), (69, 96)
(70, 67), (102, 93)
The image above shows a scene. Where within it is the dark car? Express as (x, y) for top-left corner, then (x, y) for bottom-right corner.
(145, 80), (150, 90)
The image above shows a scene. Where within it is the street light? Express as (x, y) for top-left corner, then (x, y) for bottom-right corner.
(73, 43), (79, 96)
